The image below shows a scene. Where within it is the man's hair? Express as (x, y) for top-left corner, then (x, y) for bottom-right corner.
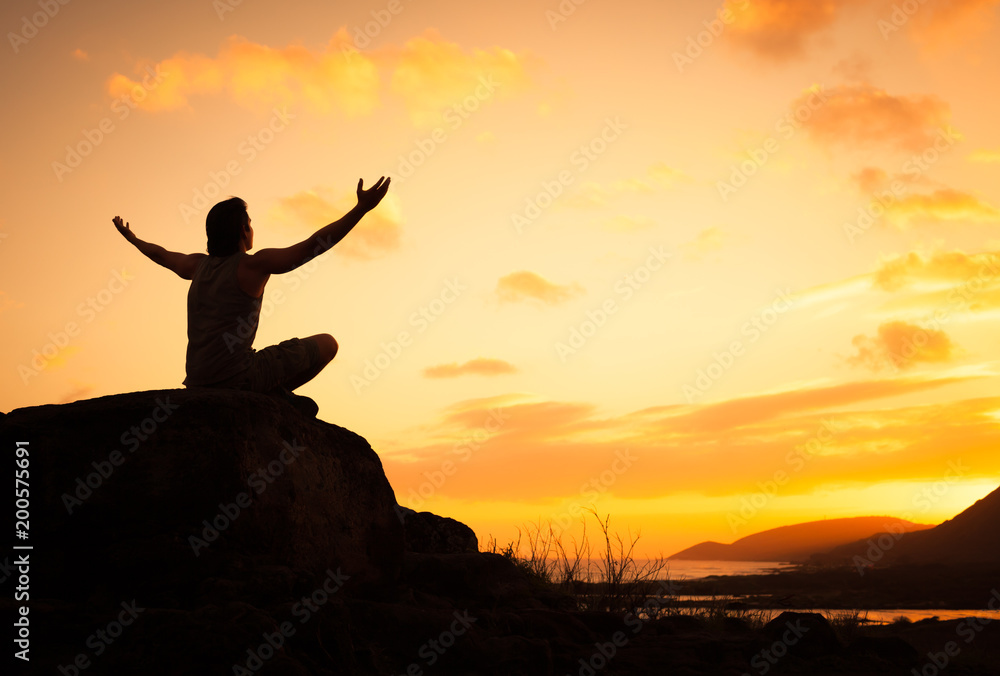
(205, 197), (248, 256)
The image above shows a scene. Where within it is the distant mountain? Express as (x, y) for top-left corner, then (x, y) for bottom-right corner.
(818, 483), (1000, 566)
(669, 516), (933, 563)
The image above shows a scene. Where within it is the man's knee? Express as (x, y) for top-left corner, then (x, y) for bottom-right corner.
(316, 333), (338, 363)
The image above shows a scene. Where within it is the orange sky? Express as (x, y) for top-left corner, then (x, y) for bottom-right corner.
(3, 0), (1000, 557)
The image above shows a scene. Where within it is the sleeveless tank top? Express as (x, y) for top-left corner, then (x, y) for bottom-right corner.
(183, 253), (261, 386)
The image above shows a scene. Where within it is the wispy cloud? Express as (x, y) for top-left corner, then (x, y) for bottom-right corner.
(495, 271), (584, 306)
(846, 320), (957, 372)
(723, 0), (859, 60)
(562, 163), (687, 209)
(423, 358), (518, 379)
(682, 226), (728, 261)
(270, 187), (402, 261)
(383, 375), (999, 503)
(793, 83), (954, 153)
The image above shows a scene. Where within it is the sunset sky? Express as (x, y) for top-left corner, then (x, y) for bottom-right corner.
(3, 0), (1000, 557)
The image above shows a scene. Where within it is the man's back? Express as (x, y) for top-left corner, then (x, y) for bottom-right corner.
(183, 253), (261, 387)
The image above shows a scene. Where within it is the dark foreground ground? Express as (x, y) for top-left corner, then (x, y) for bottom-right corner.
(4, 390), (997, 675)
(7, 554), (1000, 675)
(674, 562), (1000, 610)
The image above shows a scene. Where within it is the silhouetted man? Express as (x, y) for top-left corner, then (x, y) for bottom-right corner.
(113, 177), (390, 416)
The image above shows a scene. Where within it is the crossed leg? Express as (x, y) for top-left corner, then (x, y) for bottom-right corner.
(283, 333), (338, 392)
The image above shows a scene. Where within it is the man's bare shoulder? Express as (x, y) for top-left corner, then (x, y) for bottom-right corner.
(236, 252), (268, 297)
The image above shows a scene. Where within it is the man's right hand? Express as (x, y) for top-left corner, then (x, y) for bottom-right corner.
(356, 177), (390, 213)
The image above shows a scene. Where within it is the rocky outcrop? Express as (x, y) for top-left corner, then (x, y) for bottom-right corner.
(1, 388), (404, 602)
(398, 506), (479, 554)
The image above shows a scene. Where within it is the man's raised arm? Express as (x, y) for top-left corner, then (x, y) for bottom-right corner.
(245, 176), (390, 276)
(113, 216), (205, 280)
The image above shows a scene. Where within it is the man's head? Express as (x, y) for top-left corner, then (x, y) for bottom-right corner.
(206, 197), (252, 256)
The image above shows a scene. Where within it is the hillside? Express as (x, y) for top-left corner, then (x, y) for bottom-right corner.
(819, 483), (1000, 566)
(669, 516), (933, 562)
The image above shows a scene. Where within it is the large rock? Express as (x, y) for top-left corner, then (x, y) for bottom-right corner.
(1, 388), (404, 601)
(398, 506), (479, 554)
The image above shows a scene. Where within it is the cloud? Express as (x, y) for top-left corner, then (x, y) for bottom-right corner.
(969, 148), (1000, 163)
(792, 83), (954, 154)
(57, 383), (96, 404)
(851, 167), (889, 194)
(722, 0), (859, 60)
(872, 250), (1000, 292)
(885, 189), (1000, 227)
(270, 187), (401, 261)
(0, 290), (25, 316)
(389, 29), (533, 126)
(900, 0), (1000, 49)
(105, 29), (534, 123)
(423, 358), (518, 379)
(381, 374), (999, 505)
(107, 31), (380, 114)
(562, 163), (687, 209)
(831, 54), (873, 83)
(846, 321), (956, 372)
(723, 0), (1000, 58)
(495, 271), (584, 306)
(72, 48), (89, 61)
(848, 166), (996, 229)
(682, 227), (728, 261)
(603, 215), (657, 232)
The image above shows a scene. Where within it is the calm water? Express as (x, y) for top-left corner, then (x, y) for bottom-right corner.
(659, 559), (796, 579)
(593, 561), (1000, 624)
(567, 558), (795, 581)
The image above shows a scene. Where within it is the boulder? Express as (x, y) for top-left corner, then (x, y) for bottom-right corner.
(762, 611), (841, 659)
(1, 388), (405, 602)
(398, 506), (479, 554)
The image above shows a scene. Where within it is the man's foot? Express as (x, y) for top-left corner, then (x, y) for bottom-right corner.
(271, 388), (319, 418)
